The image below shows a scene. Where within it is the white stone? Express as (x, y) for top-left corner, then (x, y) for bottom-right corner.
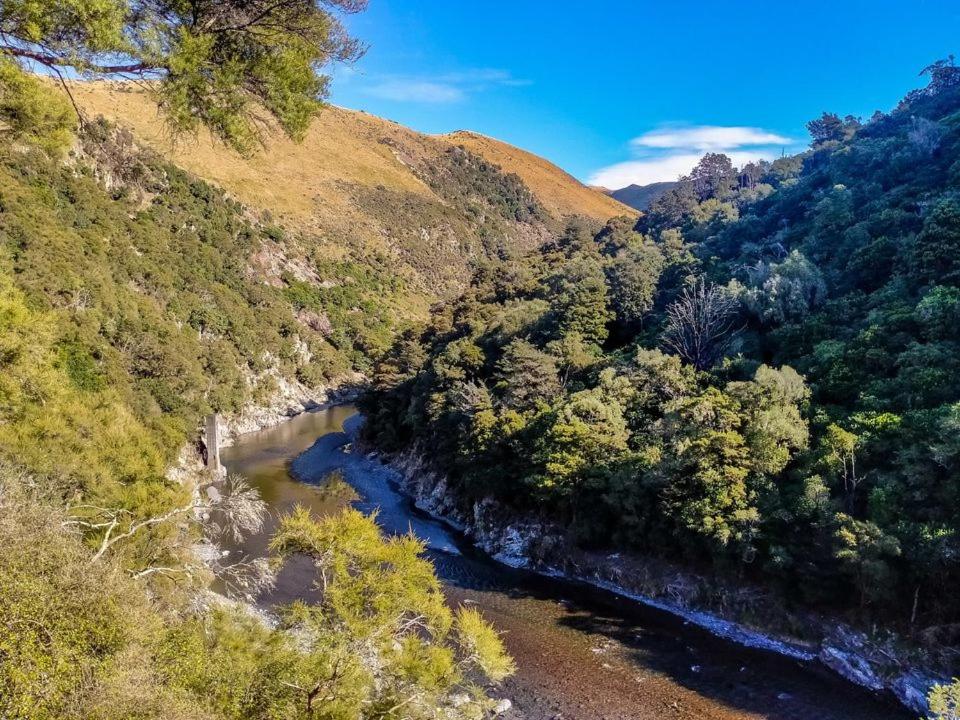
(818, 646), (884, 691)
(493, 698), (512, 715)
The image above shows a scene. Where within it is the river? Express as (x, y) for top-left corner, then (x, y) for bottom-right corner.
(220, 404), (910, 720)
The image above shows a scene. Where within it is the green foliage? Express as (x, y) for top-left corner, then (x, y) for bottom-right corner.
(495, 338), (560, 412)
(1, 472), (511, 720)
(364, 65), (960, 631)
(0, 474), (209, 720)
(0, 60), (74, 153)
(0, 0), (366, 152)
(735, 250), (826, 326)
(929, 678), (960, 720)
(548, 255), (613, 348)
(264, 507), (513, 717)
(833, 513), (901, 608)
(605, 239), (664, 329)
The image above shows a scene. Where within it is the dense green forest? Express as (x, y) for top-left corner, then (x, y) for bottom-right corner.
(363, 59), (960, 646)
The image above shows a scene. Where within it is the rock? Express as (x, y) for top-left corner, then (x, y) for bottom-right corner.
(818, 646), (884, 691)
(449, 693), (471, 708)
(493, 698), (512, 715)
(891, 671), (940, 715)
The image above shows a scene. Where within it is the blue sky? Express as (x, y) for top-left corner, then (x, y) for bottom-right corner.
(329, 1), (960, 188)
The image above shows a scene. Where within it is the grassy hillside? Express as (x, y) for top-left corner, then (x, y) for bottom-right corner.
(440, 130), (635, 220)
(0, 68), (514, 720)
(72, 83), (626, 305)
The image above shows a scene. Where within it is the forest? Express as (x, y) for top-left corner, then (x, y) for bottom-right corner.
(363, 59), (960, 648)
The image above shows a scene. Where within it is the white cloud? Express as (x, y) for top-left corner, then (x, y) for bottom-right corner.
(360, 68), (528, 104)
(589, 151), (773, 189)
(631, 125), (791, 151)
(588, 124), (795, 188)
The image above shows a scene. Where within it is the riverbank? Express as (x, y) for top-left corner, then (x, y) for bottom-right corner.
(254, 407), (912, 720)
(372, 445), (944, 716)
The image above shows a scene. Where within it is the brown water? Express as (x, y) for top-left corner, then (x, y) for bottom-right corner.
(221, 405), (909, 720)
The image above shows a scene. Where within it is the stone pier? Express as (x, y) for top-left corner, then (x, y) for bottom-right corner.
(205, 414), (221, 474)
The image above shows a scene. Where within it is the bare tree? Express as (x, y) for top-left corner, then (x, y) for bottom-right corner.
(661, 278), (740, 370)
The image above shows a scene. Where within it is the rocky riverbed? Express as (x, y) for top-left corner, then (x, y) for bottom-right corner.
(383, 447), (945, 716)
(212, 405), (919, 719)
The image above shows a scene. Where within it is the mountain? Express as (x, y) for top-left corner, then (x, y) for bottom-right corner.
(607, 181), (678, 210)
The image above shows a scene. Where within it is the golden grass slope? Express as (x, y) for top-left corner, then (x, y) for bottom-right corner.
(440, 130), (636, 221)
(72, 82), (434, 222)
(71, 82), (628, 302)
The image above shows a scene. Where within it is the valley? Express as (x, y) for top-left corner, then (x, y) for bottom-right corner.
(222, 405), (909, 720)
(1, 4), (959, 719)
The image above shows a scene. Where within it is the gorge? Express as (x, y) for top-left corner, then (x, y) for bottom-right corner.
(220, 404), (912, 719)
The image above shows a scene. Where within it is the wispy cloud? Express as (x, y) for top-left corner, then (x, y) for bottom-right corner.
(631, 126), (791, 152)
(589, 124), (795, 189)
(360, 68), (529, 104)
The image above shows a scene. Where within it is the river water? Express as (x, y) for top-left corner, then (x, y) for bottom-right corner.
(221, 405), (909, 720)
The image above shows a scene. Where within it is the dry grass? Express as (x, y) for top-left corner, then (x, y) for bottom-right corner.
(69, 82), (626, 305)
(72, 82), (436, 221)
(440, 130), (637, 221)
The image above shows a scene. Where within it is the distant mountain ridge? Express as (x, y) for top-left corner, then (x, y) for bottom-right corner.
(607, 181), (678, 211)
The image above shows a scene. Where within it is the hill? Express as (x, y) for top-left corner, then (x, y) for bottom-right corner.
(607, 181), (678, 210)
(0, 71), (514, 718)
(71, 83), (627, 304)
(440, 130), (635, 220)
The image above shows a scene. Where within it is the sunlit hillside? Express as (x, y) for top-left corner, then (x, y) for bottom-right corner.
(440, 130), (635, 220)
(72, 83), (627, 302)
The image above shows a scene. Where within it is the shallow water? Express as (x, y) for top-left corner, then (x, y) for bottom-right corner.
(221, 405), (910, 720)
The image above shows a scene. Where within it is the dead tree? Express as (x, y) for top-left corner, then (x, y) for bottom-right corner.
(661, 278), (740, 370)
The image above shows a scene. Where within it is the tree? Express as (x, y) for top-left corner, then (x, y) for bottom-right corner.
(688, 152), (736, 201)
(0, 0), (366, 151)
(495, 338), (560, 412)
(536, 386), (629, 501)
(269, 507), (514, 715)
(807, 112), (845, 145)
(548, 257), (613, 349)
(912, 198), (960, 286)
(605, 243), (665, 329)
(0, 58), (74, 152)
(596, 215), (642, 256)
(820, 424), (861, 512)
(65, 473), (272, 598)
(833, 513), (901, 608)
(727, 365), (809, 477)
(920, 55), (960, 96)
(928, 678), (960, 720)
(661, 278), (740, 370)
(806, 112), (860, 147)
(736, 250), (827, 326)
(660, 387), (756, 552)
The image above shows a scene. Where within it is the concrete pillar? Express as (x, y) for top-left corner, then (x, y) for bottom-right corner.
(205, 413), (221, 474)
